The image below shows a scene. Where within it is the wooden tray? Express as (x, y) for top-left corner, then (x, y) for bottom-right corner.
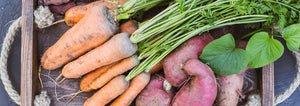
(21, 0), (274, 105)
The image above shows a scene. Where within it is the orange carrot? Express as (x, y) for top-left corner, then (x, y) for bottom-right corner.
(88, 55), (139, 91)
(111, 72), (150, 106)
(65, 0), (128, 26)
(149, 60), (163, 74)
(62, 33), (137, 78)
(83, 75), (129, 106)
(80, 62), (117, 91)
(41, 5), (119, 70)
(120, 20), (138, 34)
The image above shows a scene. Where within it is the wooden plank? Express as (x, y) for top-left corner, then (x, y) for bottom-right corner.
(21, 0), (36, 105)
(262, 63), (274, 106)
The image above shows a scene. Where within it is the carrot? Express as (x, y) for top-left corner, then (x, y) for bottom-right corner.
(41, 5), (119, 70)
(149, 60), (163, 74)
(83, 75), (129, 106)
(80, 62), (117, 91)
(88, 55), (139, 91)
(120, 20), (138, 34)
(62, 33), (137, 78)
(65, 0), (128, 26)
(111, 72), (150, 106)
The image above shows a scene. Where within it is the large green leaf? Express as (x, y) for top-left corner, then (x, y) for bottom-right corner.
(200, 34), (248, 75)
(282, 23), (300, 51)
(246, 32), (284, 68)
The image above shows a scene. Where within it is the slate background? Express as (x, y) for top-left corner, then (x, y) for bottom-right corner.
(0, 0), (299, 106)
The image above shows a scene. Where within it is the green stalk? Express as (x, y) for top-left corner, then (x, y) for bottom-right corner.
(125, 0), (300, 81)
(133, 3), (179, 35)
(125, 16), (268, 81)
(267, 0), (300, 13)
(115, 0), (166, 20)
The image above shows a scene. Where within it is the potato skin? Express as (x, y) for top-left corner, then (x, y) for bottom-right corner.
(172, 59), (217, 106)
(163, 33), (214, 87)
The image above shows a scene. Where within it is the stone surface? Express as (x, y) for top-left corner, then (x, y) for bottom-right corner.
(0, 0), (299, 106)
(0, 0), (21, 106)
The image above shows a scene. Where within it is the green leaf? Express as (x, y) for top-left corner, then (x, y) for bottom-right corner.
(282, 23), (300, 51)
(200, 34), (248, 76)
(246, 32), (284, 68)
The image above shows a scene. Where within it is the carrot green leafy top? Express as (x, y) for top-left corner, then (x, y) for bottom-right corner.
(126, 0), (300, 80)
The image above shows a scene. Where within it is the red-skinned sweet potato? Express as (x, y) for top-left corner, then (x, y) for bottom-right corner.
(163, 33), (214, 87)
(172, 59), (217, 106)
(216, 68), (248, 106)
(136, 74), (175, 106)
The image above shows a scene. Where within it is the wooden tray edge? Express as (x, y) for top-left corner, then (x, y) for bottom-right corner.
(21, 0), (38, 106)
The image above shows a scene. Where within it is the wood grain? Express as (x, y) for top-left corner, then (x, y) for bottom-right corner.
(262, 63), (274, 106)
(21, 0), (37, 106)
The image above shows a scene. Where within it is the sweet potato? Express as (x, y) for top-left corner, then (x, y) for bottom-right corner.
(216, 68), (248, 106)
(136, 74), (174, 106)
(163, 33), (214, 87)
(172, 59), (217, 106)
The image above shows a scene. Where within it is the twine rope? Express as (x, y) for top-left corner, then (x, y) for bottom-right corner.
(0, 17), (22, 105)
(0, 5), (299, 106)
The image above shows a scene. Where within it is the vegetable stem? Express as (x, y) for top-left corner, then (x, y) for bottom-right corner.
(125, 0), (300, 80)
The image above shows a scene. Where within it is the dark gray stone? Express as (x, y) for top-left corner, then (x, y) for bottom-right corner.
(0, 1), (299, 106)
(0, 0), (21, 106)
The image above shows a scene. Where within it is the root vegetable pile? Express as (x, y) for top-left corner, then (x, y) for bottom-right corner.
(62, 33), (137, 78)
(39, 0), (300, 105)
(41, 5), (119, 70)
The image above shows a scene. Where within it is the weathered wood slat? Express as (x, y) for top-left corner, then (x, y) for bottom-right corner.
(21, 0), (36, 105)
(262, 63), (274, 106)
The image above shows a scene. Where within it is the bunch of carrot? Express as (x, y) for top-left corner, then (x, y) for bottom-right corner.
(40, 0), (166, 105)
